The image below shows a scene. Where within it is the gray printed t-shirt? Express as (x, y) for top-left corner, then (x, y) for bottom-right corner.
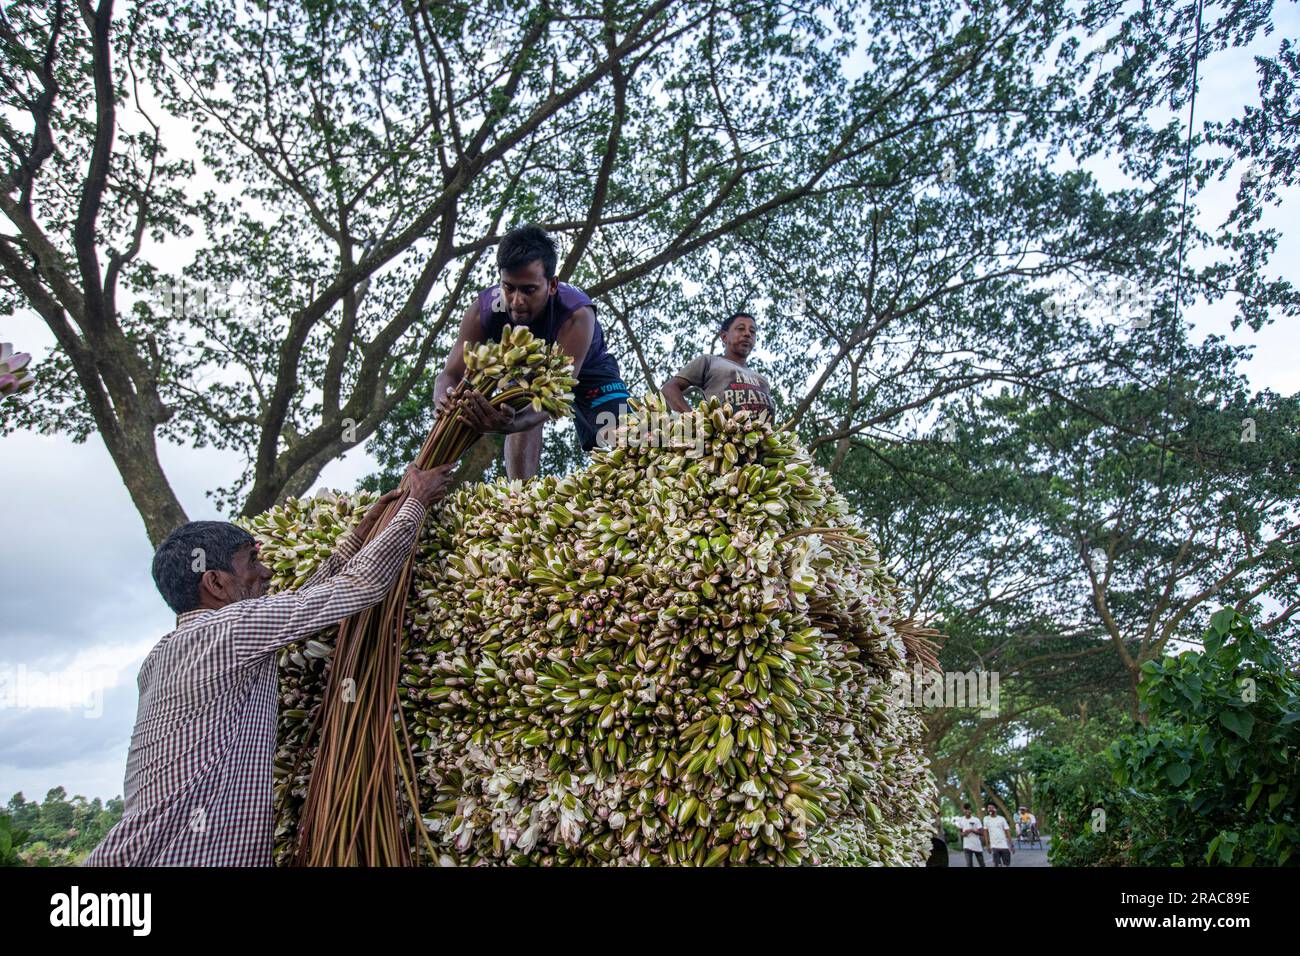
(673, 354), (775, 417)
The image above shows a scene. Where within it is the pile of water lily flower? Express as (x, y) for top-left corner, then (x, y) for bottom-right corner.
(246, 394), (939, 865)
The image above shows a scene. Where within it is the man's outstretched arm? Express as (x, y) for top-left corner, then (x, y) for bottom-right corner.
(299, 486), (406, 589)
(226, 465), (455, 661)
(664, 356), (708, 413)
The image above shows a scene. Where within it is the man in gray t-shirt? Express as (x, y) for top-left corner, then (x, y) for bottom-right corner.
(663, 312), (776, 418)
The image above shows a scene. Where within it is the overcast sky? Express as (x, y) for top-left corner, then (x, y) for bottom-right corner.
(2, 7), (1297, 807)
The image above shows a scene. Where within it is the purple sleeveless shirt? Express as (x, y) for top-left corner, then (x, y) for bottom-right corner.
(476, 282), (621, 389)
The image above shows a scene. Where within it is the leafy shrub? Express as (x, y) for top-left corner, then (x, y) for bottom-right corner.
(1029, 744), (1132, 866)
(1112, 609), (1299, 866)
(1031, 610), (1298, 866)
(0, 815), (29, 867)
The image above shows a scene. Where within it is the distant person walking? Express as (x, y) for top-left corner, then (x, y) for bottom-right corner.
(955, 803), (985, 867)
(984, 803), (1015, 867)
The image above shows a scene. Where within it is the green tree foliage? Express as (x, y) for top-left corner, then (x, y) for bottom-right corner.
(1032, 610), (1299, 866)
(0, 787), (124, 865)
(1028, 741), (1136, 866)
(0, 814), (29, 866)
(1112, 608), (1300, 865)
(4, 1), (1294, 545)
(980, 361), (1300, 716)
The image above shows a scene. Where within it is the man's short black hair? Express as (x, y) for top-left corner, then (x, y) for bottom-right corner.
(497, 224), (558, 279)
(152, 521), (255, 614)
(721, 312), (756, 333)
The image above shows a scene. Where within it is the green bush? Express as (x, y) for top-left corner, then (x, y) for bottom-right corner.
(0, 815), (28, 867)
(1028, 745), (1132, 866)
(942, 819), (960, 847)
(1031, 610), (1299, 866)
(1112, 609), (1299, 866)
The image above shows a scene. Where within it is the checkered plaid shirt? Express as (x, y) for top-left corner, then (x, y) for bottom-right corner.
(82, 498), (427, 867)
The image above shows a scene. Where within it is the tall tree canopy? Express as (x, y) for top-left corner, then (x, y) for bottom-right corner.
(1, 0), (1293, 609)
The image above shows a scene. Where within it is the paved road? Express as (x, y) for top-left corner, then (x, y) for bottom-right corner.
(947, 836), (1051, 868)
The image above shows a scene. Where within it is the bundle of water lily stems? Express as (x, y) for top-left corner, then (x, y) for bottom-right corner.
(292, 325), (577, 866)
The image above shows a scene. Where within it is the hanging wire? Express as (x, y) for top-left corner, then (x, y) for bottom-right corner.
(1155, 0), (1207, 490)
(1171, 0), (1206, 338)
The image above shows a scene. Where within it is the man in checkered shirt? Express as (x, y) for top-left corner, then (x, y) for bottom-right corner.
(83, 463), (455, 866)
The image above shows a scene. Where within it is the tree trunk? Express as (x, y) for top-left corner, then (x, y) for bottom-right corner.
(107, 418), (189, 546)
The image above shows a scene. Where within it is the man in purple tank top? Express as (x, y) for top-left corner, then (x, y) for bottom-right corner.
(433, 225), (630, 479)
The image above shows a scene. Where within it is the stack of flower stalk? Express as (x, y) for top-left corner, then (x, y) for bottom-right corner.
(288, 325), (577, 866)
(247, 394), (940, 866)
